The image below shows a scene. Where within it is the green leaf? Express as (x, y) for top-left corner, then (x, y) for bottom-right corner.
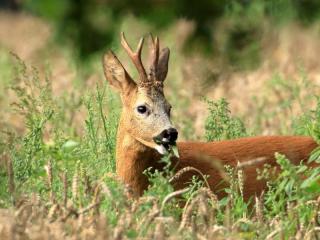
(62, 140), (79, 151)
(170, 144), (180, 158)
(305, 181), (320, 193)
(309, 147), (320, 163)
(301, 174), (320, 189)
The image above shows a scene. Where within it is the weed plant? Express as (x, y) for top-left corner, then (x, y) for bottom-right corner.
(1, 57), (320, 239)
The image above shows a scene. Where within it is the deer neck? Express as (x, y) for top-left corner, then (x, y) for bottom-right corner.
(116, 114), (160, 197)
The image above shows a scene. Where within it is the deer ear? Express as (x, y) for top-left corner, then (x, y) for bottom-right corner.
(103, 51), (136, 93)
(157, 47), (170, 82)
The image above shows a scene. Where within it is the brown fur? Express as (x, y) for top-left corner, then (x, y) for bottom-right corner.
(103, 33), (318, 200)
(116, 126), (317, 199)
(176, 136), (317, 200)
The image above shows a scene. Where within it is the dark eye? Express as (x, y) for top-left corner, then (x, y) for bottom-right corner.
(137, 105), (147, 114)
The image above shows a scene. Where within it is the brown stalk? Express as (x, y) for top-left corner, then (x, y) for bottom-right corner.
(160, 187), (190, 214)
(169, 166), (211, 189)
(4, 152), (15, 200)
(179, 197), (197, 231)
(62, 171), (68, 207)
(255, 194), (264, 224)
(45, 159), (55, 203)
(153, 220), (165, 240)
(72, 167), (79, 203)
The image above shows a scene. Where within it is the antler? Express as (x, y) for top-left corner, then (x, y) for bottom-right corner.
(121, 32), (148, 83)
(149, 34), (159, 82)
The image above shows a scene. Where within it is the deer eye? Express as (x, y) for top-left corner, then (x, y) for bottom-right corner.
(137, 105), (147, 114)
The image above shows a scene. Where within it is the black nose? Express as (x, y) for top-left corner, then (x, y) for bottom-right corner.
(153, 128), (178, 144)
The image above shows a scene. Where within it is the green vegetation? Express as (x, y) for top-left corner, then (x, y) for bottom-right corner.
(2, 0), (320, 238)
(204, 98), (248, 141)
(1, 56), (320, 238)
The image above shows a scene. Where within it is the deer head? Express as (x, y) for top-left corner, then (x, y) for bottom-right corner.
(103, 33), (178, 154)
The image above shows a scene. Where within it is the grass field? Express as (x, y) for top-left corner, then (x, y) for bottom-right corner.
(2, 8), (320, 239)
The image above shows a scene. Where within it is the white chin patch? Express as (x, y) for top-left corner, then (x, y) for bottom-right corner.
(155, 145), (168, 155)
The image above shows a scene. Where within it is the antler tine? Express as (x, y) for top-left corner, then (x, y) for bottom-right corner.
(136, 37), (144, 56)
(149, 34), (159, 81)
(120, 32), (147, 83)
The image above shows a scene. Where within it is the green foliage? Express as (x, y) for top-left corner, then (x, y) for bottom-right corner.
(0, 57), (120, 199)
(10, 57), (54, 182)
(20, 0), (320, 62)
(144, 155), (175, 199)
(259, 152), (320, 237)
(2, 35), (320, 238)
(293, 96), (320, 142)
(204, 98), (247, 141)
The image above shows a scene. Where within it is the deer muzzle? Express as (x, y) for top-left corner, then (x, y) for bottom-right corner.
(153, 128), (178, 146)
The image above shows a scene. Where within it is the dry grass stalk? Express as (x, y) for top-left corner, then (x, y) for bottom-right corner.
(44, 159), (55, 203)
(48, 203), (59, 221)
(160, 187), (190, 213)
(211, 225), (227, 236)
(83, 170), (92, 197)
(198, 192), (210, 229)
(232, 218), (253, 232)
(169, 166), (198, 183)
(237, 162), (244, 199)
(139, 203), (161, 235)
(179, 187), (218, 233)
(197, 187), (219, 207)
(78, 202), (101, 215)
(196, 233), (208, 240)
(100, 182), (112, 198)
(191, 215), (197, 238)
(169, 166), (209, 189)
(72, 167), (79, 203)
(92, 183), (101, 203)
(15, 203), (32, 219)
(313, 196), (320, 226)
(305, 227), (320, 240)
(295, 216), (305, 240)
(154, 220), (165, 240)
(266, 228), (281, 240)
(224, 200), (231, 230)
(90, 184), (101, 216)
(255, 194), (264, 223)
(95, 215), (110, 240)
(113, 213), (126, 240)
(4, 152), (15, 200)
(78, 208), (84, 229)
(179, 196), (197, 231)
(61, 171), (68, 207)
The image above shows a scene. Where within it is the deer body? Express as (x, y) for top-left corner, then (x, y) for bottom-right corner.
(103, 33), (318, 199)
(116, 123), (317, 199)
(176, 136), (317, 199)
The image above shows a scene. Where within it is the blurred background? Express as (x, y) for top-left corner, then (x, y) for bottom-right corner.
(1, 0), (320, 139)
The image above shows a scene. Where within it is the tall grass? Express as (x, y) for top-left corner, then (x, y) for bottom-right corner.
(1, 53), (320, 239)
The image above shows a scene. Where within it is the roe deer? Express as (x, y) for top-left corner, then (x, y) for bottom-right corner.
(102, 33), (318, 199)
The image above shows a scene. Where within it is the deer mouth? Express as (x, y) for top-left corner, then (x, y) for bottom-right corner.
(153, 138), (176, 155)
(153, 128), (178, 155)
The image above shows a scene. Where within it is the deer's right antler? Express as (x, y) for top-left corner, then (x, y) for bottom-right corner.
(121, 32), (148, 84)
(149, 34), (159, 82)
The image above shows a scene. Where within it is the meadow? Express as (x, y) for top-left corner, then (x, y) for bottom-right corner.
(2, 1), (320, 239)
